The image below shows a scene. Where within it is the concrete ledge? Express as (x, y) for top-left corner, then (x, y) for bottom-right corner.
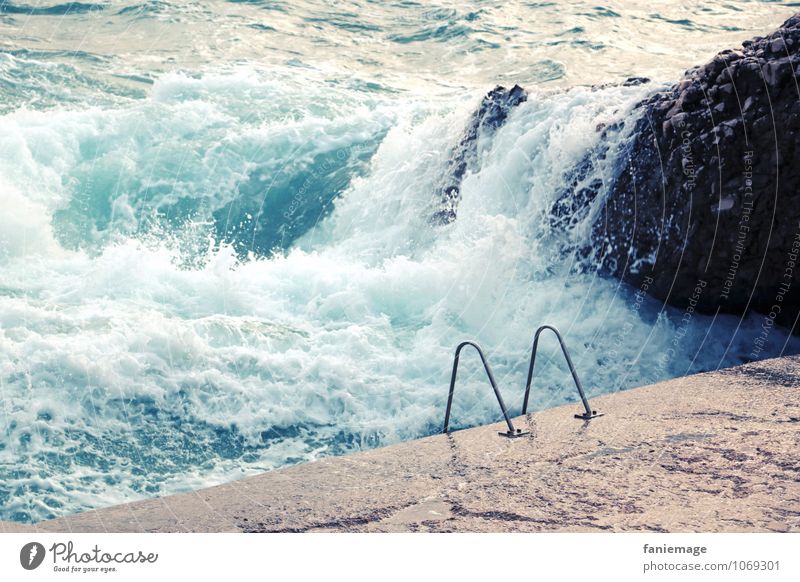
(3, 356), (800, 533)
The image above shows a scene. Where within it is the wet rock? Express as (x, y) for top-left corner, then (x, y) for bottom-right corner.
(432, 85), (527, 224)
(580, 13), (800, 328)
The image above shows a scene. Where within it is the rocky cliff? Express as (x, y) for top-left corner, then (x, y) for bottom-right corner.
(585, 13), (800, 328)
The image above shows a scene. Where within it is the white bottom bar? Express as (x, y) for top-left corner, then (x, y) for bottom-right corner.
(1, 533), (798, 581)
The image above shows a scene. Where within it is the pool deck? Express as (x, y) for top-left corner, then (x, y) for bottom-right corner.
(3, 355), (800, 533)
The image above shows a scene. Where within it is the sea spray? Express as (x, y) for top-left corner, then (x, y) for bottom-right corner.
(0, 2), (796, 523)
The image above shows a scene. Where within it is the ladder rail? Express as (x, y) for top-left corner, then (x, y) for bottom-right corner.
(442, 340), (523, 437)
(521, 324), (597, 419)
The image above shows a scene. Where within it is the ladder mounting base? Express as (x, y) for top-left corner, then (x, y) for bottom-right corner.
(498, 429), (530, 438)
(574, 411), (603, 420)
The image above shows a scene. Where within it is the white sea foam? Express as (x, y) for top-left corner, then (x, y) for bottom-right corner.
(0, 69), (796, 522)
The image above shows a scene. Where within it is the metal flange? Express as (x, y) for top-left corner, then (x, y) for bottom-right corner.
(498, 428), (530, 438)
(574, 410), (603, 420)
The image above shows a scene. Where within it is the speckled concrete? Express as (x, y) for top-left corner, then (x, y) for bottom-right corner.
(3, 356), (800, 533)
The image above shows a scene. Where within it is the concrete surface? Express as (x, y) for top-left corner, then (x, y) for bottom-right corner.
(2, 356), (800, 533)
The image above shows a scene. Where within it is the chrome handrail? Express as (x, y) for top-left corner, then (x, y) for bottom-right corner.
(521, 325), (601, 420)
(442, 341), (527, 438)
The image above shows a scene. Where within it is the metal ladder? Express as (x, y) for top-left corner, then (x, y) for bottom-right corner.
(521, 325), (601, 420)
(442, 325), (602, 437)
(443, 341), (528, 438)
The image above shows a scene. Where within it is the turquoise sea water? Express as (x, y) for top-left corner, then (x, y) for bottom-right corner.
(0, 0), (797, 522)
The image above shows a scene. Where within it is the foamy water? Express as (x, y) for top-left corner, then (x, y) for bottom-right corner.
(0, 1), (796, 523)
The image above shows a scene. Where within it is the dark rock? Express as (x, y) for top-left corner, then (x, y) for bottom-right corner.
(770, 37), (786, 54)
(763, 57), (793, 86)
(432, 85), (527, 224)
(568, 13), (800, 329)
(623, 76), (651, 86)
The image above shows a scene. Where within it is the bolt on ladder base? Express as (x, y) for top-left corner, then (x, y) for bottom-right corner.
(498, 428), (530, 438)
(574, 410), (603, 420)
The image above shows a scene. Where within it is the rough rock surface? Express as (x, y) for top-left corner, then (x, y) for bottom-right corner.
(432, 84), (527, 223)
(3, 355), (799, 533)
(585, 14), (800, 327)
